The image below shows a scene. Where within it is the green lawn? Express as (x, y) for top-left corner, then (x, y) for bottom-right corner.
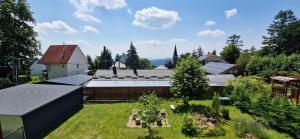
(46, 100), (292, 139)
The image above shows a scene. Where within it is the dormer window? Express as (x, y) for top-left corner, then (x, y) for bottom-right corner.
(77, 64), (79, 68)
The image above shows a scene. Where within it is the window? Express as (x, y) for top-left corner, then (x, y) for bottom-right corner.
(62, 65), (64, 68)
(77, 64), (79, 68)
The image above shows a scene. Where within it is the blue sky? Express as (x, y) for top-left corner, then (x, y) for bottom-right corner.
(28, 0), (300, 59)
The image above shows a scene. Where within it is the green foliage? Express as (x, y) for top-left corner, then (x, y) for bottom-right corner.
(126, 42), (139, 69)
(227, 77), (300, 138)
(262, 10), (298, 55)
(245, 54), (300, 81)
(221, 108), (230, 120)
(0, 0), (41, 75)
(100, 46), (113, 69)
(171, 55), (209, 106)
(204, 127), (226, 137)
(29, 75), (42, 84)
(211, 93), (221, 118)
(226, 34), (243, 47)
(181, 114), (197, 137)
(139, 58), (152, 69)
(236, 52), (251, 74)
(138, 93), (162, 137)
(0, 77), (14, 87)
(220, 44), (240, 64)
(233, 120), (270, 139)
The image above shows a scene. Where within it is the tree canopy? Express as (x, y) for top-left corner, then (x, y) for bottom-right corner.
(226, 34), (243, 47)
(0, 0), (41, 78)
(139, 58), (152, 69)
(125, 42), (139, 69)
(220, 44), (240, 64)
(262, 10), (298, 55)
(99, 46), (113, 69)
(171, 55), (209, 106)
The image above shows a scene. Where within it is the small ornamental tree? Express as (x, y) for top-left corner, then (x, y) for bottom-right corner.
(138, 93), (162, 137)
(171, 55), (209, 107)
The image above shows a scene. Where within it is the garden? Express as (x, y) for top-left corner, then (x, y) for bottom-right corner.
(46, 56), (297, 139)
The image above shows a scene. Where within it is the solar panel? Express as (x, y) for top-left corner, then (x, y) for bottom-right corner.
(45, 74), (92, 86)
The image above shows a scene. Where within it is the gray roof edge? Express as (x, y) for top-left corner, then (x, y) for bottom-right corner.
(20, 85), (82, 116)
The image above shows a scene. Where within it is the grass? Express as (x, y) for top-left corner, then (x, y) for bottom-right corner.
(45, 100), (292, 139)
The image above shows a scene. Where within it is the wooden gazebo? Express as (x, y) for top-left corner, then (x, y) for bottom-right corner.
(271, 76), (300, 104)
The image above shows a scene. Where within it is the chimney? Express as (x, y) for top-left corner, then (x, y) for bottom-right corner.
(133, 66), (138, 75)
(113, 66), (117, 76)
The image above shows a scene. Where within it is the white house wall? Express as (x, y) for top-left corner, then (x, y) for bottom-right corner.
(67, 46), (88, 75)
(30, 62), (46, 75)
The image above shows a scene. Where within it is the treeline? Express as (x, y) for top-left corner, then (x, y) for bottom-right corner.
(217, 10), (300, 79)
(86, 42), (155, 74)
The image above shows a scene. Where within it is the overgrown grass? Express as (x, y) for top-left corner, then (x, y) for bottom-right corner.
(45, 100), (292, 139)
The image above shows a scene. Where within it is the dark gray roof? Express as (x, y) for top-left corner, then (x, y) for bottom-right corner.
(203, 62), (235, 74)
(207, 74), (235, 86)
(0, 84), (81, 116)
(44, 74), (92, 86)
(198, 55), (209, 61)
(94, 70), (173, 80)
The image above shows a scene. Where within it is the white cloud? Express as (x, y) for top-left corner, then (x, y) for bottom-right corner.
(83, 25), (99, 33)
(133, 7), (181, 29)
(205, 20), (216, 26)
(197, 29), (225, 37)
(225, 8), (238, 18)
(69, 0), (126, 23)
(135, 38), (187, 47)
(69, 0), (127, 12)
(35, 20), (78, 35)
(74, 11), (101, 23)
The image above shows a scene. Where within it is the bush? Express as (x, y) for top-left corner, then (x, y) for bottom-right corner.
(233, 119), (270, 139)
(204, 127), (226, 137)
(221, 108), (230, 120)
(211, 93), (220, 118)
(181, 114), (197, 137)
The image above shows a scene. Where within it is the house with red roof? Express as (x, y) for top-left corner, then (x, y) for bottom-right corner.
(38, 45), (88, 79)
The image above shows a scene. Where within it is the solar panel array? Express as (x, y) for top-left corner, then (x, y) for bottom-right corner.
(203, 62), (235, 74)
(45, 74), (92, 86)
(94, 70), (173, 80)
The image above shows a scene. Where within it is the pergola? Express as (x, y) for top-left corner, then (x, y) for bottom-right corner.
(271, 76), (300, 104)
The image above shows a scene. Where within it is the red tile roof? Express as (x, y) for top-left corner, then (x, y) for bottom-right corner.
(38, 45), (77, 64)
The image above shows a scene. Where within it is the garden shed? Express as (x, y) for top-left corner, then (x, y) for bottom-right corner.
(0, 84), (83, 139)
(271, 76), (300, 104)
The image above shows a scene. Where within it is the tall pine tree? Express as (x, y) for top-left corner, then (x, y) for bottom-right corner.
(226, 34), (243, 47)
(100, 46), (113, 69)
(262, 10), (297, 55)
(125, 42), (139, 69)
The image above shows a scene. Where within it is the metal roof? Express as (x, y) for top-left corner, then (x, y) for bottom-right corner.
(0, 84), (81, 116)
(94, 69), (173, 80)
(85, 74), (235, 87)
(207, 74), (235, 86)
(203, 62), (235, 74)
(85, 80), (171, 87)
(38, 45), (77, 64)
(44, 74), (92, 86)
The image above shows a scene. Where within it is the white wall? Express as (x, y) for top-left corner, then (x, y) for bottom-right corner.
(67, 46), (88, 75)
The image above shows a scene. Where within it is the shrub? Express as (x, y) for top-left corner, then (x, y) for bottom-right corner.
(181, 114), (197, 137)
(221, 108), (230, 120)
(211, 93), (220, 118)
(204, 127), (226, 137)
(233, 119), (270, 139)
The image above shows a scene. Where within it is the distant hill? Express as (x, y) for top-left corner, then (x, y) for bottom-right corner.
(150, 58), (172, 66)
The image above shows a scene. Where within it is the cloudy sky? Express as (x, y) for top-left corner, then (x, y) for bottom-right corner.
(28, 0), (300, 59)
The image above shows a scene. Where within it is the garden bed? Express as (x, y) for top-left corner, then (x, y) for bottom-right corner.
(127, 109), (170, 128)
